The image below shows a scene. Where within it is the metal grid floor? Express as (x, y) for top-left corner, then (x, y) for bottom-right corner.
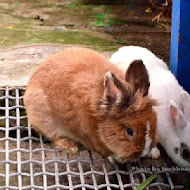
(0, 87), (187, 190)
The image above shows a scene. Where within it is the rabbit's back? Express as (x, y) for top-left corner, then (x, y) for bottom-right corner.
(24, 47), (125, 152)
(110, 46), (168, 73)
(28, 47), (123, 114)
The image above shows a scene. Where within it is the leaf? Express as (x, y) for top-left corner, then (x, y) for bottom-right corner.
(0, 39), (5, 44)
(13, 3), (20, 7)
(116, 38), (121, 43)
(145, 8), (152, 13)
(91, 21), (109, 27)
(116, 38), (129, 45)
(106, 9), (112, 13)
(136, 175), (157, 190)
(117, 20), (122, 25)
(109, 19), (122, 25)
(109, 19), (116, 24)
(158, 23), (168, 28)
(95, 13), (104, 20)
(69, 4), (76, 8)
(7, 25), (14, 30)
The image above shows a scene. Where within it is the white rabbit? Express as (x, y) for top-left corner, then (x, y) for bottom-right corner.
(109, 46), (190, 167)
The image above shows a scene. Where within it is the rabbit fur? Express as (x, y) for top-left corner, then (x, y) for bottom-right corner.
(24, 47), (157, 163)
(110, 45), (190, 167)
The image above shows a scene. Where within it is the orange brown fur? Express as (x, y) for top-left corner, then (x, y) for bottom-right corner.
(24, 47), (157, 163)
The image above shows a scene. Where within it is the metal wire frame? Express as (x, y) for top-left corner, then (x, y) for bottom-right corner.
(0, 86), (187, 190)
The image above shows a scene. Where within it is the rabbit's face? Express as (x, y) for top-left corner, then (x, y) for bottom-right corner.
(167, 91), (190, 167)
(99, 105), (157, 163)
(98, 60), (157, 163)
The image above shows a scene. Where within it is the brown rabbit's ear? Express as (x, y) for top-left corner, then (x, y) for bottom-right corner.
(102, 71), (122, 106)
(125, 60), (150, 96)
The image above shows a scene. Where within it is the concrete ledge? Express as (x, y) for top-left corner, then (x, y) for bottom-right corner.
(0, 44), (113, 87)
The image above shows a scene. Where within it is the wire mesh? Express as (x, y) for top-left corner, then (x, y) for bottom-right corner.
(0, 86), (188, 190)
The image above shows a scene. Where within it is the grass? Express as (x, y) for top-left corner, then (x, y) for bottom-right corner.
(90, 11), (124, 27)
(136, 175), (157, 190)
(0, 27), (118, 51)
(0, 0), (124, 52)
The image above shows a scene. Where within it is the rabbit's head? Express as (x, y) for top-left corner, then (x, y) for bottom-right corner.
(98, 60), (157, 163)
(165, 91), (190, 167)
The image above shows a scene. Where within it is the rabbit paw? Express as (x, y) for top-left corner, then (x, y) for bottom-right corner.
(55, 137), (78, 153)
(148, 147), (160, 159)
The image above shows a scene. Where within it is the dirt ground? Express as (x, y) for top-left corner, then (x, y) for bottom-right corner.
(0, 0), (171, 62)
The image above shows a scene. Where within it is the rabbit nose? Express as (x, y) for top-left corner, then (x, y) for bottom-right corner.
(180, 143), (190, 161)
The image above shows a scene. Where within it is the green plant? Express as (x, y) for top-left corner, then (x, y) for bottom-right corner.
(116, 38), (129, 45)
(136, 174), (157, 190)
(91, 13), (108, 27)
(13, 3), (20, 7)
(91, 20), (109, 27)
(185, 177), (190, 190)
(95, 13), (105, 20)
(69, 4), (76, 8)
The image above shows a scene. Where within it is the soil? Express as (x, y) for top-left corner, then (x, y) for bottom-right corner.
(0, 0), (171, 86)
(0, 0), (171, 62)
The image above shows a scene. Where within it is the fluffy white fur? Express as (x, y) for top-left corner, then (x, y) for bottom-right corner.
(141, 121), (152, 157)
(110, 46), (190, 167)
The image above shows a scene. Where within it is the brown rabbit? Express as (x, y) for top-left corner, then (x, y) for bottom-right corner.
(24, 47), (157, 163)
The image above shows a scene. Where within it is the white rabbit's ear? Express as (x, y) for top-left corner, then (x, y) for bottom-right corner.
(103, 71), (122, 105)
(180, 91), (190, 119)
(169, 100), (187, 130)
(125, 60), (150, 96)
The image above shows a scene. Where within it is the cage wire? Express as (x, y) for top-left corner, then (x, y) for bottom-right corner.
(0, 86), (187, 190)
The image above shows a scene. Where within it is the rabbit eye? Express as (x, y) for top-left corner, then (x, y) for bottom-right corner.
(126, 127), (134, 136)
(124, 125), (136, 140)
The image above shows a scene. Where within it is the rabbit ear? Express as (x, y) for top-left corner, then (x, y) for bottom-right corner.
(180, 91), (190, 119)
(125, 60), (150, 96)
(169, 100), (187, 130)
(103, 71), (122, 105)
